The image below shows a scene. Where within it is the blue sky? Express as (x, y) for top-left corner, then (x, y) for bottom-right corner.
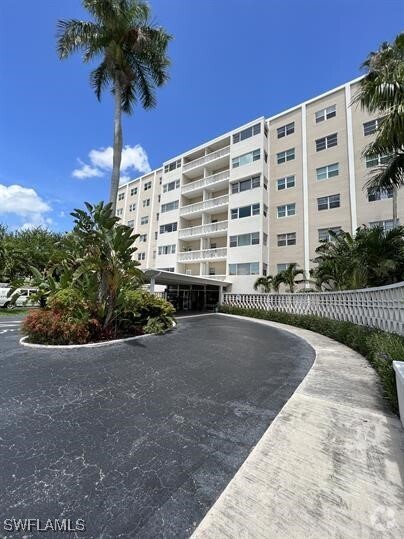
(0, 0), (402, 231)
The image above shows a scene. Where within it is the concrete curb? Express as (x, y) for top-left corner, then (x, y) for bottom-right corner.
(19, 320), (176, 349)
(192, 313), (404, 539)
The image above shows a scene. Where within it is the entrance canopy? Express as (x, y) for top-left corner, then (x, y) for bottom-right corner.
(143, 269), (231, 289)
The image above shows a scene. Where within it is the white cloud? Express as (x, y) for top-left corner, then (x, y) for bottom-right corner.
(0, 183), (52, 230)
(72, 160), (103, 179)
(73, 144), (151, 180)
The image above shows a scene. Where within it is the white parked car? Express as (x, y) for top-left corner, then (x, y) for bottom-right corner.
(0, 286), (38, 309)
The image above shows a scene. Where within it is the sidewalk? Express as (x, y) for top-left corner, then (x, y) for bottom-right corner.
(192, 314), (404, 539)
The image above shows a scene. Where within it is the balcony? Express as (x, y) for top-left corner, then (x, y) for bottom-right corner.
(180, 194), (229, 217)
(178, 220), (228, 239)
(183, 146), (230, 173)
(178, 247), (227, 263)
(182, 170), (230, 195)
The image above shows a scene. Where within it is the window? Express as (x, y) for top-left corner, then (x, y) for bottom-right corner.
(161, 200), (179, 213)
(159, 222), (177, 234)
(263, 177), (268, 190)
(316, 133), (337, 151)
(263, 233), (268, 246)
(139, 234), (147, 242)
(369, 219), (395, 231)
(367, 186), (393, 202)
(277, 232), (296, 246)
(316, 162), (339, 180)
(163, 179), (180, 193)
(264, 151), (268, 163)
(263, 263), (268, 276)
(277, 203), (296, 218)
(232, 149), (260, 168)
(366, 154), (390, 168)
(158, 244), (176, 255)
(233, 123), (260, 143)
(154, 231), (158, 240)
(140, 216), (149, 225)
(144, 181), (152, 191)
(116, 208), (123, 216)
(159, 177), (162, 184)
(157, 267), (175, 272)
(363, 118), (382, 136)
(129, 203), (136, 212)
(277, 122), (295, 138)
(158, 195), (161, 202)
(143, 199), (150, 208)
(315, 104), (336, 123)
(228, 262), (260, 276)
(263, 204), (268, 217)
(118, 192), (125, 201)
(231, 175), (260, 193)
(127, 220), (135, 228)
(229, 232), (260, 247)
(156, 213), (159, 221)
(137, 252), (145, 261)
(277, 175), (295, 190)
(153, 251), (156, 259)
(164, 159), (181, 173)
(231, 203), (260, 219)
(317, 194), (340, 211)
(318, 227), (342, 242)
(277, 148), (295, 164)
(277, 263), (292, 273)
(130, 187), (138, 196)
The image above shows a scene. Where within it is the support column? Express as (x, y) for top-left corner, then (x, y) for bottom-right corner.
(149, 276), (155, 294)
(219, 285), (223, 305)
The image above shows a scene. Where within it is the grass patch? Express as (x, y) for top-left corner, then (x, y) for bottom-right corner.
(219, 305), (401, 413)
(0, 308), (29, 316)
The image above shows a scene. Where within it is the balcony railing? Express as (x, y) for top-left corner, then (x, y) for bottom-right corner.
(178, 247), (227, 262)
(183, 146), (230, 172)
(178, 220), (228, 239)
(180, 194), (229, 216)
(182, 170), (230, 194)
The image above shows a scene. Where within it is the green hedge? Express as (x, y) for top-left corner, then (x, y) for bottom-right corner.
(220, 305), (401, 413)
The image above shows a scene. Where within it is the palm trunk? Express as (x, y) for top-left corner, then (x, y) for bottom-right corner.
(393, 186), (398, 227)
(110, 75), (123, 214)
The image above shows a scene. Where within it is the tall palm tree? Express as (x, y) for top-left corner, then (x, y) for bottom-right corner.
(57, 0), (171, 213)
(354, 33), (404, 226)
(253, 275), (273, 293)
(273, 263), (305, 293)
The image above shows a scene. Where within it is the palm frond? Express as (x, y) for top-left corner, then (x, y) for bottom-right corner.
(57, 19), (101, 59)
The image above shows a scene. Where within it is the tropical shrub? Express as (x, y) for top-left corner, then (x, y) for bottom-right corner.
(22, 202), (175, 344)
(219, 305), (401, 413)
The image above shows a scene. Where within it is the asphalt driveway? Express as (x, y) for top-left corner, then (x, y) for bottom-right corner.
(0, 313), (314, 538)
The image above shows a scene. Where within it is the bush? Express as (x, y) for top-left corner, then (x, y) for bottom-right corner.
(122, 289), (175, 331)
(219, 305), (401, 413)
(143, 317), (167, 335)
(22, 309), (90, 345)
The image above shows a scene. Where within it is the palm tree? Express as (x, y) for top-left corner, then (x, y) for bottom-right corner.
(354, 33), (404, 226)
(312, 225), (404, 290)
(253, 275), (273, 293)
(273, 263), (305, 293)
(57, 0), (171, 213)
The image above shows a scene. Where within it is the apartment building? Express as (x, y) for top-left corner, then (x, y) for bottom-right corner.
(116, 76), (402, 294)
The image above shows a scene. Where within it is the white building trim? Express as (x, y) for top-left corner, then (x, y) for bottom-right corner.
(345, 83), (358, 233)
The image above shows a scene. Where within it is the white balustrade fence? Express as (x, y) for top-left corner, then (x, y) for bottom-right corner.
(223, 281), (404, 335)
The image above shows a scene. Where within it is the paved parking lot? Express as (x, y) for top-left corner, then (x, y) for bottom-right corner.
(0, 313), (314, 538)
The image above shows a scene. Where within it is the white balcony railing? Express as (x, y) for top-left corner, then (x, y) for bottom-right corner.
(178, 247), (227, 262)
(183, 146), (230, 172)
(178, 220), (228, 239)
(180, 195), (229, 216)
(182, 170), (230, 194)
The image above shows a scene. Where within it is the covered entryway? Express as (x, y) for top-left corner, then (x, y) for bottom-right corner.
(143, 269), (231, 312)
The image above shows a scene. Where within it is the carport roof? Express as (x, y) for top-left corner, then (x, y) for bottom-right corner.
(144, 269), (231, 288)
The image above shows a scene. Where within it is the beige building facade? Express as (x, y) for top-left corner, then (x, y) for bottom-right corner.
(116, 76), (401, 293)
